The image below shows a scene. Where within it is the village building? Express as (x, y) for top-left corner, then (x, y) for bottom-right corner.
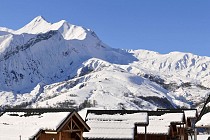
(83, 110), (149, 140)
(0, 109), (90, 140)
(157, 108), (198, 140)
(196, 95), (210, 135)
(83, 110), (193, 140)
(183, 110), (198, 129)
(183, 110), (198, 140)
(137, 111), (185, 140)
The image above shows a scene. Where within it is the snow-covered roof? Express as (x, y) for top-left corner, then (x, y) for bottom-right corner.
(161, 113), (184, 123)
(184, 110), (197, 119)
(0, 111), (71, 140)
(196, 112), (210, 128)
(138, 117), (170, 135)
(83, 112), (148, 139)
(138, 113), (184, 135)
(156, 109), (197, 119)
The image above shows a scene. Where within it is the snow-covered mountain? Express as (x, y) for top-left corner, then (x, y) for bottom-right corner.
(0, 16), (209, 111)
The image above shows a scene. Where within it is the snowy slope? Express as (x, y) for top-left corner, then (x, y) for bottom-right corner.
(0, 16), (209, 110)
(130, 50), (210, 88)
(125, 50), (210, 108)
(0, 58), (176, 110)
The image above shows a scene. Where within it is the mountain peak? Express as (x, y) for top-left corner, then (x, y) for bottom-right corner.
(59, 19), (68, 24)
(15, 16), (51, 34)
(14, 16), (95, 41)
(31, 16), (47, 23)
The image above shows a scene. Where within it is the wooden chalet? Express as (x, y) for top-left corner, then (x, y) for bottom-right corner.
(157, 109), (198, 140)
(137, 111), (185, 140)
(0, 109), (90, 140)
(83, 110), (149, 140)
(196, 95), (210, 134)
(83, 110), (191, 140)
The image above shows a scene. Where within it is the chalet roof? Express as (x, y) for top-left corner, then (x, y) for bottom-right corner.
(138, 112), (184, 135)
(0, 109), (89, 140)
(83, 110), (148, 139)
(85, 109), (147, 116)
(85, 109), (183, 117)
(157, 108), (197, 118)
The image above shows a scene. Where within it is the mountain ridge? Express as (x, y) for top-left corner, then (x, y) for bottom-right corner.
(0, 16), (209, 111)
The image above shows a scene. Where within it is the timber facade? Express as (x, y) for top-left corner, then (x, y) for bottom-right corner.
(136, 111), (186, 140)
(33, 111), (90, 140)
(0, 109), (90, 140)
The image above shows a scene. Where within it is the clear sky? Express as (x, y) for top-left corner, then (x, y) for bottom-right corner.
(0, 0), (210, 56)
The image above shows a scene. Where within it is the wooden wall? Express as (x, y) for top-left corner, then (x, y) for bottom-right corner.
(37, 131), (82, 140)
(38, 133), (59, 140)
(178, 127), (188, 140)
(136, 134), (168, 140)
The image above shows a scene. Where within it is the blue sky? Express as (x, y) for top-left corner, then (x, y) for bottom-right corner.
(0, 0), (210, 56)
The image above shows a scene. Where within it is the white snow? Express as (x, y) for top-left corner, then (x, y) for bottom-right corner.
(14, 16), (52, 34)
(14, 16), (90, 41)
(0, 27), (14, 33)
(196, 112), (210, 127)
(206, 102), (210, 108)
(130, 49), (210, 88)
(197, 135), (210, 140)
(0, 111), (70, 140)
(184, 110), (197, 119)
